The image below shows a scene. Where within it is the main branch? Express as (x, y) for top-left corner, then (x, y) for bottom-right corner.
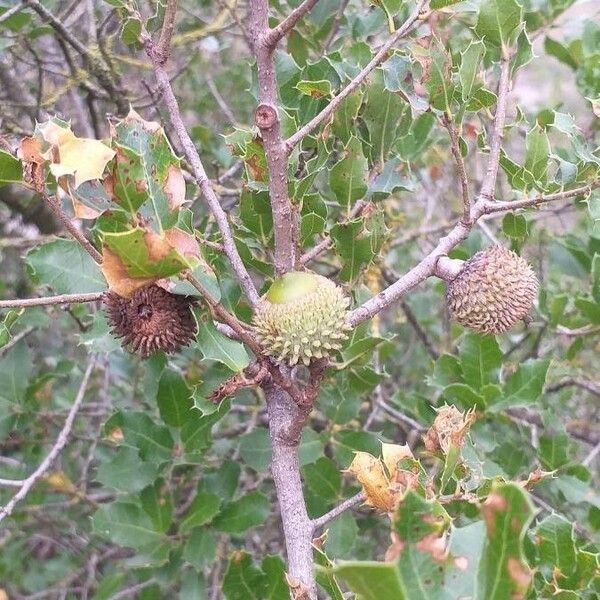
(250, 2), (299, 274)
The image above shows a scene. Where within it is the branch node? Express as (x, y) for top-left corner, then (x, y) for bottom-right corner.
(255, 103), (278, 130)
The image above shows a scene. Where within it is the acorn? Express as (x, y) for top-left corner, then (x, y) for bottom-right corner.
(104, 284), (197, 357)
(444, 246), (538, 334)
(253, 271), (351, 366)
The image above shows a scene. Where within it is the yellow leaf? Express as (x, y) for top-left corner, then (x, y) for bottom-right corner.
(347, 451), (395, 511)
(164, 164), (187, 209)
(39, 120), (115, 189)
(101, 246), (155, 297)
(381, 443), (414, 479)
(43, 470), (77, 494)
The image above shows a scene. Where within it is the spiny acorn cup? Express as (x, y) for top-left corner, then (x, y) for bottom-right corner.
(104, 284), (197, 357)
(253, 271), (351, 366)
(445, 246), (539, 334)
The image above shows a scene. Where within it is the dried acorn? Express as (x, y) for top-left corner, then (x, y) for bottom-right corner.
(104, 284), (197, 357)
(253, 271), (351, 366)
(445, 246), (538, 334)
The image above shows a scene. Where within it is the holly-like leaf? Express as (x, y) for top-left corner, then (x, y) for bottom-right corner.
(100, 227), (190, 296)
(196, 318), (250, 372)
(476, 483), (534, 600)
(157, 369), (195, 427)
(474, 0), (523, 48)
(111, 110), (184, 230)
(329, 135), (368, 208)
(213, 492), (270, 534)
(0, 149), (23, 186)
(38, 119), (115, 189)
(27, 239), (106, 294)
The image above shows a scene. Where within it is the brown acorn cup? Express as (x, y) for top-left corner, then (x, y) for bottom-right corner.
(104, 284), (197, 357)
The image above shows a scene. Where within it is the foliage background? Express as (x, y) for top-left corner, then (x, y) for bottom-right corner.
(0, 0), (599, 598)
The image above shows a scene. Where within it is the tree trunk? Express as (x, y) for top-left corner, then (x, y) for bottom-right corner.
(265, 383), (316, 598)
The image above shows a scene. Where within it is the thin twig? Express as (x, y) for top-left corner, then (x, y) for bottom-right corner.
(300, 199), (368, 265)
(284, 0), (427, 152)
(482, 180), (600, 213)
(322, 0), (350, 52)
(43, 192), (103, 264)
(154, 0), (178, 66)
(311, 492), (366, 531)
(0, 357), (96, 524)
(0, 2), (25, 25)
(0, 292), (105, 309)
(583, 441), (600, 466)
(478, 55), (511, 201)
(441, 113), (470, 220)
(0, 326), (34, 356)
(108, 579), (157, 600)
(264, 0), (322, 47)
(142, 20), (259, 305)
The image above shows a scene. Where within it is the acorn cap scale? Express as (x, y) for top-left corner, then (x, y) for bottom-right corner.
(445, 246), (538, 334)
(253, 271), (351, 366)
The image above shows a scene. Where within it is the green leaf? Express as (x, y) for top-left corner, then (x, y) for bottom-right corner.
(121, 16), (142, 45)
(109, 411), (174, 462)
(476, 483), (534, 600)
(222, 551), (267, 600)
(261, 555), (288, 600)
(575, 297), (600, 324)
(459, 41), (485, 102)
(474, 0), (523, 48)
(535, 515), (577, 578)
(329, 136), (368, 209)
(0, 309), (23, 349)
(295, 79), (332, 98)
(179, 492), (221, 533)
(329, 493), (450, 599)
(101, 228), (189, 279)
(524, 125), (550, 187)
(324, 511), (358, 558)
(214, 491), (270, 534)
(140, 479), (173, 533)
(544, 36), (578, 69)
(303, 457), (341, 501)
(502, 213), (528, 238)
(314, 546), (345, 600)
(92, 502), (164, 549)
(430, 0), (462, 8)
(183, 528), (217, 571)
(331, 208), (387, 281)
(181, 398), (231, 455)
(238, 427), (271, 472)
(363, 70), (409, 164)
(157, 369), (194, 427)
(27, 239), (106, 294)
(112, 114), (182, 230)
(0, 340), (32, 404)
(95, 447), (158, 493)
(239, 189), (273, 240)
(0, 150), (23, 186)
(492, 359), (550, 409)
(424, 42), (455, 112)
(539, 432), (570, 469)
(196, 319), (250, 372)
(458, 334), (502, 390)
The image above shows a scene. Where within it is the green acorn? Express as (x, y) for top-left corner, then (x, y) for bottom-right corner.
(253, 271), (351, 366)
(445, 246), (538, 334)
